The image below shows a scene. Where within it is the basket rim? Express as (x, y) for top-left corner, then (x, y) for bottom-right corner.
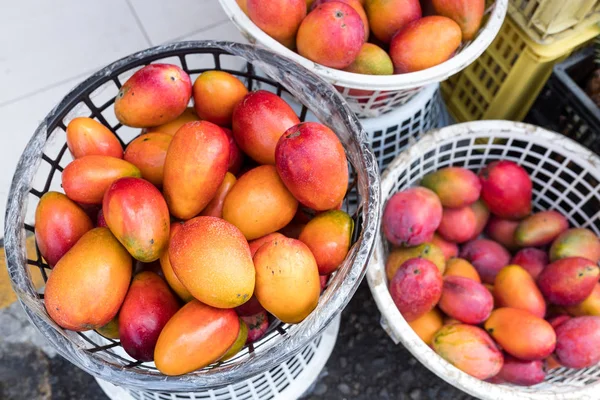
(218, 0), (508, 91)
(366, 120), (600, 400)
(4, 40), (381, 391)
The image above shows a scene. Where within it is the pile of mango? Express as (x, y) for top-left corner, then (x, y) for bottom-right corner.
(237, 0), (484, 75)
(35, 63), (354, 376)
(382, 160), (600, 385)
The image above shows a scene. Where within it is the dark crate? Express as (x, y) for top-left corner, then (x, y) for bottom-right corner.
(526, 47), (600, 155)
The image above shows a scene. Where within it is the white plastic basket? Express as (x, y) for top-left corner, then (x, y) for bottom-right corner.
(96, 315), (340, 400)
(218, 0), (508, 118)
(366, 120), (600, 399)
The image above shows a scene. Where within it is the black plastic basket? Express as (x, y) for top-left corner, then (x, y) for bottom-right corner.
(526, 47), (600, 154)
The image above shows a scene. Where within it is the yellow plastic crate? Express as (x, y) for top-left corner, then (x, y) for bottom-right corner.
(441, 16), (599, 123)
(509, 0), (600, 44)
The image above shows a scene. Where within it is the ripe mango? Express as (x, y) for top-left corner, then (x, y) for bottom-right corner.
(554, 316), (600, 368)
(312, 0), (369, 41)
(146, 107), (199, 136)
(432, 324), (503, 380)
(44, 228), (132, 330)
(200, 172), (237, 218)
(223, 165), (298, 240)
(192, 71), (248, 126)
(389, 258), (443, 322)
(298, 210), (354, 275)
(566, 283), (600, 317)
(248, 232), (287, 257)
(365, 0), (422, 43)
(169, 217), (255, 309)
(432, 0), (485, 40)
(408, 308), (443, 346)
(344, 43), (393, 75)
(460, 239), (511, 284)
(385, 242), (446, 280)
(420, 167), (481, 208)
(275, 122), (348, 211)
(390, 16), (462, 73)
(62, 155), (141, 204)
(123, 133), (172, 187)
(254, 237), (320, 323)
(119, 272), (180, 361)
(431, 233), (458, 260)
(549, 228), (600, 263)
(484, 308), (556, 360)
(515, 211), (569, 248)
(115, 64), (192, 128)
(66, 117), (123, 159)
(444, 258), (480, 282)
(439, 276), (493, 324)
(154, 300), (240, 375)
(537, 257), (599, 306)
(297, 2), (364, 68)
(496, 355), (546, 386)
(35, 192), (93, 267)
(160, 222), (193, 302)
(437, 206), (477, 243)
(103, 177), (170, 262)
(494, 265), (546, 318)
(162, 121), (229, 220)
(479, 160), (532, 220)
(485, 216), (519, 251)
(247, 0), (306, 49)
(468, 199), (490, 240)
(382, 187), (442, 247)
(511, 248), (548, 279)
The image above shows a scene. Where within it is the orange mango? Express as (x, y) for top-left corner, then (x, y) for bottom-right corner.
(494, 265), (546, 318)
(146, 107), (199, 136)
(160, 222), (193, 302)
(408, 308), (443, 345)
(444, 258), (480, 282)
(66, 117), (123, 159)
(123, 133), (172, 187)
(192, 71), (248, 126)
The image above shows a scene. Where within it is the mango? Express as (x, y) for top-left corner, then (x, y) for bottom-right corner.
(479, 160), (532, 220)
(537, 257), (599, 306)
(170, 217), (255, 309)
(439, 276), (493, 324)
(566, 283), (600, 317)
(496, 355), (546, 386)
(484, 308), (556, 360)
(160, 222), (193, 303)
(115, 64), (192, 128)
(431, 233), (458, 260)
(232, 90), (300, 165)
(420, 167), (481, 208)
(254, 237), (320, 323)
(62, 155), (141, 204)
(494, 265), (546, 318)
(103, 177), (170, 262)
(432, 0), (485, 40)
(437, 206), (477, 243)
(312, 0), (369, 41)
(432, 324), (503, 380)
(344, 43), (393, 75)
(66, 117), (123, 159)
(554, 316), (600, 368)
(163, 121), (229, 220)
(220, 319), (248, 361)
(123, 133), (172, 187)
(248, 232), (287, 257)
(485, 216), (519, 251)
(514, 211), (569, 247)
(460, 239), (511, 284)
(511, 247), (548, 280)
(389, 258), (443, 322)
(247, 0), (306, 49)
(223, 165), (298, 240)
(444, 258), (480, 282)
(221, 127), (245, 175)
(237, 0), (248, 14)
(364, 0), (422, 43)
(408, 308), (443, 346)
(382, 187), (443, 247)
(235, 295), (266, 317)
(192, 71), (248, 126)
(275, 122), (348, 211)
(298, 210), (354, 275)
(146, 107), (199, 136)
(549, 228), (600, 263)
(297, 2), (364, 68)
(44, 228), (132, 330)
(154, 300), (240, 375)
(390, 16), (461, 73)
(119, 272), (180, 361)
(242, 311), (269, 343)
(96, 315), (119, 339)
(200, 172), (237, 218)
(35, 192), (93, 267)
(386, 243), (446, 280)
(469, 199), (490, 240)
